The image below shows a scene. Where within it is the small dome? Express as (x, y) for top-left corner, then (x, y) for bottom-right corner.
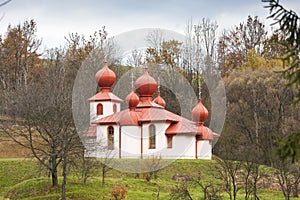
(134, 69), (158, 97)
(95, 63), (116, 90)
(153, 91), (166, 107)
(192, 98), (208, 123)
(125, 91), (139, 110)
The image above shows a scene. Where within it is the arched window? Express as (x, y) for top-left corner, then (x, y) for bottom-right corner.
(149, 124), (156, 149)
(97, 103), (103, 115)
(113, 103), (117, 113)
(167, 135), (173, 148)
(107, 126), (114, 150)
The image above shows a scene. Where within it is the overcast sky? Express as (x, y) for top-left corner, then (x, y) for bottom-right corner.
(0, 0), (299, 49)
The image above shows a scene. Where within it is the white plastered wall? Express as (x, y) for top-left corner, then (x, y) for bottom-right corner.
(141, 122), (171, 158)
(120, 126), (141, 158)
(162, 134), (196, 159)
(197, 140), (212, 159)
(90, 101), (120, 123)
(96, 124), (120, 158)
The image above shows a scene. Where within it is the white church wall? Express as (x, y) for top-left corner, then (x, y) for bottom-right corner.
(162, 134), (196, 159)
(96, 124), (120, 158)
(197, 140), (212, 159)
(90, 101), (120, 122)
(120, 126), (141, 158)
(141, 122), (170, 158)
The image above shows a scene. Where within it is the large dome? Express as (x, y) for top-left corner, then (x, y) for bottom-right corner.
(192, 98), (208, 123)
(95, 63), (116, 90)
(134, 69), (158, 97)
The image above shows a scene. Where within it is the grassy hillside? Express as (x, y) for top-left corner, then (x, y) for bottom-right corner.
(0, 158), (299, 200)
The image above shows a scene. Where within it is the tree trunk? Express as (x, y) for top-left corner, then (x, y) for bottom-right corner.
(62, 156), (67, 200)
(51, 168), (58, 187)
(102, 166), (105, 187)
(51, 156), (58, 187)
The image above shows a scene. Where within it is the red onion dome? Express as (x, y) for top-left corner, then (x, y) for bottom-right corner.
(95, 63), (116, 90)
(125, 90), (139, 110)
(134, 69), (158, 97)
(153, 91), (166, 107)
(192, 98), (209, 123)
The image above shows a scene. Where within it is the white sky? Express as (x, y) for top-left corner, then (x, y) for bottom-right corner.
(0, 0), (299, 50)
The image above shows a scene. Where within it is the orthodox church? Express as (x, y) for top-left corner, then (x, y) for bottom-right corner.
(85, 63), (219, 159)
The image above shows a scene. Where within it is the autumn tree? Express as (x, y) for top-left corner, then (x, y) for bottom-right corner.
(145, 40), (183, 114)
(64, 26), (117, 87)
(262, 0), (300, 162)
(262, 32), (287, 60)
(241, 48), (283, 70)
(215, 67), (300, 166)
(0, 19), (41, 113)
(218, 15), (267, 77)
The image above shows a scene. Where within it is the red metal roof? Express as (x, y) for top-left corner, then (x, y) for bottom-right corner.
(165, 119), (197, 135)
(89, 91), (123, 102)
(95, 106), (180, 124)
(93, 109), (139, 126)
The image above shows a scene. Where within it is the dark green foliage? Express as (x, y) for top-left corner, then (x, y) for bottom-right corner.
(277, 130), (300, 162)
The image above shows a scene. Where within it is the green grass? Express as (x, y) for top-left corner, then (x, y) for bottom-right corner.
(1, 158), (300, 200)
(0, 159), (43, 196)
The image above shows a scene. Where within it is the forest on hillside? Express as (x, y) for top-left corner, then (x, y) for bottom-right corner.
(0, 0), (300, 199)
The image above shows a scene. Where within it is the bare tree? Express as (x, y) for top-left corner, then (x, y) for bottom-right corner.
(146, 29), (164, 52)
(215, 157), (242, 200)
(0, 48), (83, 195)
(195, 171), (223, 200)
(126, 49), (144, 67)
(182, 18), (219, 96)
(275, 159), (300, 200)
(170, 181), (193, 200)
(141, 155), (163, 182)
(241, 161), (262, 200)
(99, 148), (117, 187)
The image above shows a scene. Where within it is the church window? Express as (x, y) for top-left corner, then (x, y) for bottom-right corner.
(97, 103), (103, 115)
(113, 103), (117, 113)
(107, 126), (114, 150)
(167, 135), (173, 148)
(149, 124), (156, 149)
